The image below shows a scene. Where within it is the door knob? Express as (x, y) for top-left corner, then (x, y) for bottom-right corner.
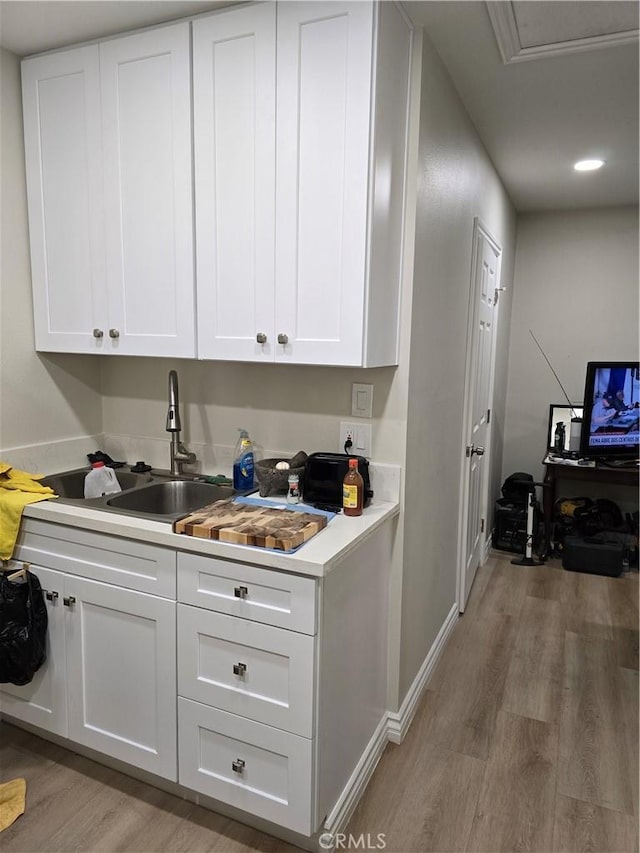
(466, 445), (485, 457)
(93, 328), (104, 339)
(256, 333), (267, 344)
(277, 333), (288, 345)
(109, 329), (120, 339)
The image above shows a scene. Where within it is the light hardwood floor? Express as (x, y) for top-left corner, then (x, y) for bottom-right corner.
(1, 553), (637, 852)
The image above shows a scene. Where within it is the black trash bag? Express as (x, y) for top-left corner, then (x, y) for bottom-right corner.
(0, 570), (48, 685)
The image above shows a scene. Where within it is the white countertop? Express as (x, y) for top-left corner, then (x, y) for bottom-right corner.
(22, 495), (400, 578)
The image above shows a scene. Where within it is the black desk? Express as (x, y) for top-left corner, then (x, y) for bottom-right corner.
(542, 458), (638, 555)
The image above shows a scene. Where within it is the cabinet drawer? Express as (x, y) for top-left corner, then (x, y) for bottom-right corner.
(178, 698), (313, 836)
(177, 553), (316, 634)
(178, 605), (314, 737)
(16, 518), (176, 598)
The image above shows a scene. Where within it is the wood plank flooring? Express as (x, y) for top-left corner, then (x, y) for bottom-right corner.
(1, 553), (637, 852)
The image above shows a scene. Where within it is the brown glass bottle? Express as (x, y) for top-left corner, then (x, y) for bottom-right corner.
(343, 458), (364, 516)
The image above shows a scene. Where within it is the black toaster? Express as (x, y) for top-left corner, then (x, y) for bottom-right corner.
(303, 452), (373, 510)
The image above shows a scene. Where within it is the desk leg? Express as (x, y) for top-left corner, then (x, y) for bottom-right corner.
(542, 466), (556, 558)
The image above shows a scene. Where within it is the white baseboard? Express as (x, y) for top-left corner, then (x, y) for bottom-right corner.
(323, 713), (389, 839)
(386, 603), (458, 744)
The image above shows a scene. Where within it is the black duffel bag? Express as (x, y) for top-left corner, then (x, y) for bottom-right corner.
(0, 569), (48, 685)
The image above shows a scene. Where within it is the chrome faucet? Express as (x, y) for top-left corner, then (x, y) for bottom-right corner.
(166, 370), (197, 476)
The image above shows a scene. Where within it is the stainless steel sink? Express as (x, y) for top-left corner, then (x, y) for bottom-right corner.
(106, 480), (233, 519)
(39, 466), (236, 523)
(41, 468), (151, 499)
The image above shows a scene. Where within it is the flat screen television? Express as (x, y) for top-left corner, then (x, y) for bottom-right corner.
(580, 361), (640, 461)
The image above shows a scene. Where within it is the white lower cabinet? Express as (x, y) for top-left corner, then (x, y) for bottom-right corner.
(0, 563), (177, 781)
(178, 698), (313, 835)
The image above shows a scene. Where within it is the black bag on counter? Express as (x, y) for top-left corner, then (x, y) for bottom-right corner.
(0, 569), (48, 685)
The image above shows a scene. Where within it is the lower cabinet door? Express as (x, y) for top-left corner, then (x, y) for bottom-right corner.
(64, 576), (177, 780)
(0, 565), (68, 736)
(178, 697), (314, 835)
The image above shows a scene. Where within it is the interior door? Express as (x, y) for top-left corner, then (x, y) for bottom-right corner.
(460, 221), (501, 610)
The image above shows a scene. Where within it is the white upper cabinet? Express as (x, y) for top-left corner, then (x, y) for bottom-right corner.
(100, 24), (195, 357)
(193, 3), (276, 362)
(194, 1), (412, 366)
(22, 23), (195, 357)
(22, 46), (107, 354)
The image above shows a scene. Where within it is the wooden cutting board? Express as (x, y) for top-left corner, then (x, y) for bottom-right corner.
(173, 499), (328, 552)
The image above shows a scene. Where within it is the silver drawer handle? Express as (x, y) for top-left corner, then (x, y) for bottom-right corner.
(256, 332), (267, 344)
(232, 758), (245, 774)
(277, 333), (288, 345)
(234, 586), (248, 600)
(63, 596), (76, 607)
(93, 328), (104, 339)
(109, 328), (120, 339)
(233, 662), (247, 677)
(45, 590), (59, 603)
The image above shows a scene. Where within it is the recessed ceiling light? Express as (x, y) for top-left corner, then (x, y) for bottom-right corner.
(574, 159), (605, 172)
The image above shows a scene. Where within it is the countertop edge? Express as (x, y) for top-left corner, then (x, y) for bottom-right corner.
(21, 499), (400, 578)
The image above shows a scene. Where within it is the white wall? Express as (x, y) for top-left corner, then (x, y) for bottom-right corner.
(399, 29), (516, 701)
(0, 48), (103, 473)
(503, 206), (639, 482)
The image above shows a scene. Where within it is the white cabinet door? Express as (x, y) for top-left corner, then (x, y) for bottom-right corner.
(64, 576), (177, 780)
(194, 4), (276, 362)
(21, 47), (107, 353)
(100, 23), (195, 357)
(275, 1), (374, 365)
(0, 566), (68, 736)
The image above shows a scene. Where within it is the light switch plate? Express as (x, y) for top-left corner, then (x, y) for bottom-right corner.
(351, 383), (373, 419)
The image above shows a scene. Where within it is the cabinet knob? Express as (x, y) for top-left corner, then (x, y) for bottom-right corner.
(256, 333), (267, 344)
(109, 328), (120, 339)
(234, 586), (248, 600)
(45, 590), (59, 603)
(63, 596), (76, 607)
(233, 662), (247, 677)
(231, 758), (245, 774)
(93, 328), (104, 339)
(277, 333), (288, 345)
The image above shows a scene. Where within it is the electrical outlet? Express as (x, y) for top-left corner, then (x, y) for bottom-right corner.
(339, 421), (372, 458)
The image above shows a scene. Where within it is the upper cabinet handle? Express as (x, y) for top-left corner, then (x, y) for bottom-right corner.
(277, 333), (288, 345)
(109, 329), (120, 339)
(256, 333), (267, 344)
(93, 329), (104, 339)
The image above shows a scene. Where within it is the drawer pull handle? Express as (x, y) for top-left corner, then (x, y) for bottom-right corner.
(234, 586), (248, 600)
(63, 596), (76, 607)
(233, 662), (247, 677)
(45, 590), (59, 603)
(232, 758), (245, 774)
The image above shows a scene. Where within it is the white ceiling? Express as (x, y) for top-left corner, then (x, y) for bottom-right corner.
(0, 0), (638, 212)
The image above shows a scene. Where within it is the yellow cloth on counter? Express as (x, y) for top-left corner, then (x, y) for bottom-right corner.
(0, 462), (57, 560)
(0, 778), (26, 832)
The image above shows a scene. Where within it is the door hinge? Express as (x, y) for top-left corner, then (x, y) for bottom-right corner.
(487, 408), (491, 424)
(481, 518), (485, 533)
